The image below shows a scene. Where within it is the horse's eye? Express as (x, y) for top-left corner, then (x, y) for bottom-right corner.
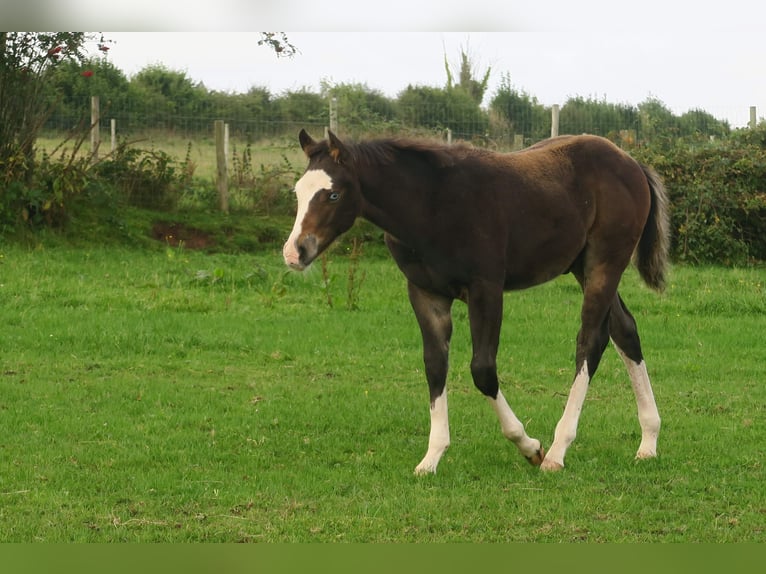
(328, 192), (340, 202)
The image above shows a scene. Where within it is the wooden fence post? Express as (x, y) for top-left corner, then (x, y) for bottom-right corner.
(215, 120), (229, 214)
(110, 119), (116, 153)
(551, 104), (560, 138)
(90, 96), (100, 160)
(750, 106), (757, 129)
(329, 96), (338, 133)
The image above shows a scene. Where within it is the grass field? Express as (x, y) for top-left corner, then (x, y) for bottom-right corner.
(0, 240), (764, 542)
(36, 132), (308, 182)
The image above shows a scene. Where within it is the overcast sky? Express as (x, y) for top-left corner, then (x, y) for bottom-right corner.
(103, 31), (764, 128)
(7, 1), (766, 127)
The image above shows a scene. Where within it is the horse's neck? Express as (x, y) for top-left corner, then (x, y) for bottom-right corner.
(358, 164), (423, 241)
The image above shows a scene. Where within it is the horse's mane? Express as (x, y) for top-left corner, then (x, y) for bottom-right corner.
(349, 138), (480, 167)
(304, 135), (494, 171)
(306, 137), (480, 169)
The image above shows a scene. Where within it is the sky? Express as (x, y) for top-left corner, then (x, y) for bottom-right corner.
(6, 1), (766, 128)
(99, 31), (766, 128)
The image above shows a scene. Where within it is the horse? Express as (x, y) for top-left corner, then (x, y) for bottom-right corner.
(283, 129), (670, 474)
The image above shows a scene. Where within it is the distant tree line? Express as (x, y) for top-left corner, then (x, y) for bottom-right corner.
(42, 59), (731, 147)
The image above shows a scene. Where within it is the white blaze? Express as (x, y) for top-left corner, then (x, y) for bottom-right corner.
(283, 169), (333, 267)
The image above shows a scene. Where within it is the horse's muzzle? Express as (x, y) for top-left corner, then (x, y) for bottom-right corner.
(283, 234), (318, 271)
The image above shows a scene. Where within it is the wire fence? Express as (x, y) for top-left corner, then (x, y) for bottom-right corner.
(40, 95), (760, 174)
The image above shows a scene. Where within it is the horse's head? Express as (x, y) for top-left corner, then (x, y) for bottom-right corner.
(283, 129), (362, 270)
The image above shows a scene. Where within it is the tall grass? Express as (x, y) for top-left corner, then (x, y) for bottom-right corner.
(0, 245), (764, 542)
(36, 132), (307, 182)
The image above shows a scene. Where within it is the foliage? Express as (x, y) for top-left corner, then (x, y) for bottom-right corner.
(560, 96), (641, 140)
(489, 73), (550, 143)
(634, 129), (766, 264)
(45, 58), (132, 132)
(0, 33), (105, 217)
(444, 47), (491, 106)
(321, 81), (399, 136)
(636, 97), (730, 147)
(397, 84), (489, 140)
(274, 87), (326, 124)
(2, 125), (100, 231)
(5, 35), (764, 267)
(227, 145), (302, 215)
(257, 33), (298, 58)
(92, 143), (182, 210)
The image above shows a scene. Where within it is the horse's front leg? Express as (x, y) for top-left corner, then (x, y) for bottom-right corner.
(467, 281), (545, 466)
(407, 282), (454, 475)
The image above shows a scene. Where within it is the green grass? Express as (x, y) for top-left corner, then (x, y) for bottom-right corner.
(0, 243), (764, 542)
(36, 132), (307, 181)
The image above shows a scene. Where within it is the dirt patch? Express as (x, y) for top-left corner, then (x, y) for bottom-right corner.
(151, 222), (215, 250)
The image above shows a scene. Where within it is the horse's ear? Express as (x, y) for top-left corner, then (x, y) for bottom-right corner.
(299, 129), (315, 156)
(327, 130), (350, 164)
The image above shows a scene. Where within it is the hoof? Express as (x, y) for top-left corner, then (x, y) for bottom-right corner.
(414, 463), (437, 476)
(540, 458), (564, 472)
(525, 445), (546, 466)
(635, 450), (658, 460)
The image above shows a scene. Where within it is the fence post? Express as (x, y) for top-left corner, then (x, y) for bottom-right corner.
(110, 119), (116, 153)
(551, 104), (560, 138)
(215, 120), (229, 214)
(224, 122), (230, 160)
(750, 106), (757, 129)
(90, 96), (100, 160)
(446, 128), (452, 145)
(329, 96), (338, 133)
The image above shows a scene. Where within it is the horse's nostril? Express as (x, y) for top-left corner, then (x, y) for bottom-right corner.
(296, 235), (318, 265)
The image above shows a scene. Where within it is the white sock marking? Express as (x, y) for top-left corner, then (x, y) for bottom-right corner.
(414, 389), (450, 475)
(488, 390), (541, 460)
(543, 361), (590, 470)
(614, 346), (660, 459)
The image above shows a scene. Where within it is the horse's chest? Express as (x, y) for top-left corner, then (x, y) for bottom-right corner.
(385, 234), (485, 299)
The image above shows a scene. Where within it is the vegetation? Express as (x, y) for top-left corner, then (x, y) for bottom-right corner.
(1, 247), (763, 542)
(2, 32), (765, 266)
(634, 131), (766, 265)
(1, 34), (764, 544)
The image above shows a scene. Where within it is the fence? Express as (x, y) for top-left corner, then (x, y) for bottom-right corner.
(42, 96), (762, 213)
(47, 95), (760, 153)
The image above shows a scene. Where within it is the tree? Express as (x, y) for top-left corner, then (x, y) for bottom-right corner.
(397, 85), (488, 139)
(321, 81), (397, 136)
(444, 46), (491, 106)
(489, 73), (549, 143)
(678, 109), (730, 141)
(45, 58), (131, 132)
(275, 88), (327, 125)
(257, 33), (297, 58)
(0, 33), (104, 184)
(128, 65), (208, 132)
(559, 96), (639, 139)
(638, 97), (680, 147)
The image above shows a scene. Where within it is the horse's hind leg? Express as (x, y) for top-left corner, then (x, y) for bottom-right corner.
(541, 267), (615, 471)
(608, 293), (661, 460)
(407, 282), (454, 475)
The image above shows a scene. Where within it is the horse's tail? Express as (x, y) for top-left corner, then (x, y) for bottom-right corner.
(635, 164), (671, 292)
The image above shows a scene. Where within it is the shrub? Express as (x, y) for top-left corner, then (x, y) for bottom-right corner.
(92, 143), (181, 210)
(634, 131), (766, 265)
